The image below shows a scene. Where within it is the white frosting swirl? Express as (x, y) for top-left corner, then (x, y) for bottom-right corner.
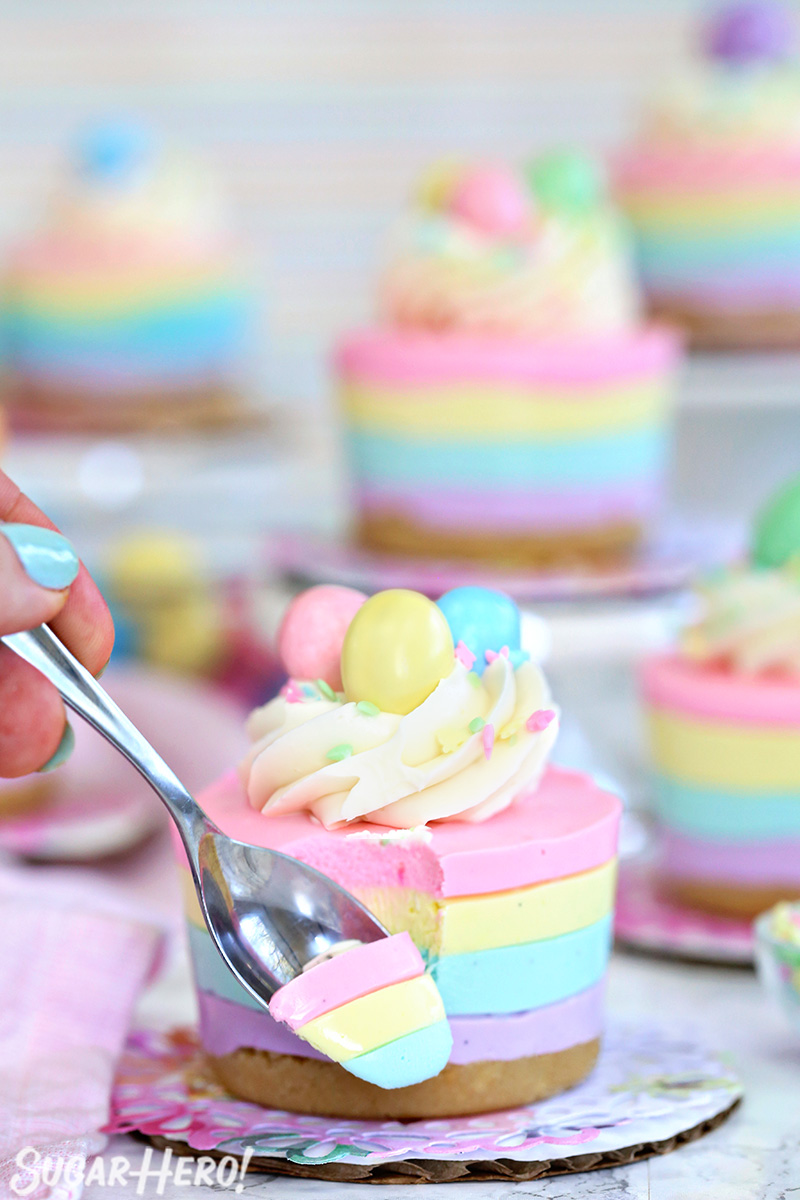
(48, 151), (229, 247)
(380, 210), (639, 337)
(683, 565), (800, 675)
(639, 63), (800, 148)
(242, 658), (558, 829)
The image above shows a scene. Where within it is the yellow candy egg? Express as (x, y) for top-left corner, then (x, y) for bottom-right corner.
(341, 589), (455, 716)
(416, 157), (464, 212)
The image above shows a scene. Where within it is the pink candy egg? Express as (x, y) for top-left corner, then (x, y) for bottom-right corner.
(277, 585), (367, 690)
(450, 166), (530, 237)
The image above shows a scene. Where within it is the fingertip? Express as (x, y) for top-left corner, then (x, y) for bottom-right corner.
(0, 653), (67, 776)
(0, 535), (70, 636)
(50, 562), (115, 675)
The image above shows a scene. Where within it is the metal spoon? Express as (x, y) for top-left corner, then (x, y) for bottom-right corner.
(2, 624), (388, 1009)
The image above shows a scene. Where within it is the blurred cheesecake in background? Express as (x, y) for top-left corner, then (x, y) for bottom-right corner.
(3, 121), (253, 432)
(616, 1), (800, 349)
(641, 473), (800, 918)
(102, 529), (228, 677)
(0, 773), (53, 821)
(335, 153), (681, 569)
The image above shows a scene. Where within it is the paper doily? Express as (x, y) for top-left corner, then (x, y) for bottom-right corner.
(105, 1023), (742, 1183)
(272, 520), (739, 603)
(615, 859), (754, 966)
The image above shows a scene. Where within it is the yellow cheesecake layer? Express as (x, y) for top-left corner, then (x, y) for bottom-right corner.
(179, 856), (616, 956)
(647, 709), (800, 790)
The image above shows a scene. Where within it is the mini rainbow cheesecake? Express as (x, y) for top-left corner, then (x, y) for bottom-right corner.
(616, 1), (800, 349)
(3, 121), (250, 432)
(642, 474), (800, 917)
(335, 153), (680, 568)
(177, 583), (621, 1119)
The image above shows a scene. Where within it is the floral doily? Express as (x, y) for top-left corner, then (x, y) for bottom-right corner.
(615, 860), (754, 965)
(105, 1023), (742, 1168)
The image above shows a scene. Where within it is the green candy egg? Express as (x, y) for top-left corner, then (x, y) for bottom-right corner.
(527, 150), (603, 215)
(752, 474), (800, 568)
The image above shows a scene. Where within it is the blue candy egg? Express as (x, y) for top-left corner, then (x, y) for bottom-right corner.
(437, 586), (521, 675)
(77, 120), (155, 183)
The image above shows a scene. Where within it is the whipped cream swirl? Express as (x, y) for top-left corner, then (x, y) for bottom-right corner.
(639, 63), (800, 148)
(380, 210), (639, 338)
(683, 564), (800, 675)
(242, 658), (558, 829)
(48, 146), (228, 247)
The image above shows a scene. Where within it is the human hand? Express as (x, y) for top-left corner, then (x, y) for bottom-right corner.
(0, 471), (114, 776)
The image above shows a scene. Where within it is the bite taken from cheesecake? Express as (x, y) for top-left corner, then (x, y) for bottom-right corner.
(177, 583), (621, 1118)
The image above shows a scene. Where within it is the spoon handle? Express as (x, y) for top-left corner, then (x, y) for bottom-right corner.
(2, 624), (212, 847)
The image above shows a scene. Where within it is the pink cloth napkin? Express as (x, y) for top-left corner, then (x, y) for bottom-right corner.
(0, 864), (165, 1200)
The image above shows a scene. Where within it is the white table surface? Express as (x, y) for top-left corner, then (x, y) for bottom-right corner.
(80, 829), (800, 1200)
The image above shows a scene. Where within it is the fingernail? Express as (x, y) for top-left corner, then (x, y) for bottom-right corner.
(39, 720), (75, 773)
(0, 523), (80, 590)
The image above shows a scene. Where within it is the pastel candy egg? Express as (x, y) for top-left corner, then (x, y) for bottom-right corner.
(278, 585), (367, 690)
(341, 589), (455, 715)
(528, 150), (603, 215)
(437, 586), (521, 675)
(77, 120), (155, 182)
(450, 166), (531, 237)
(703, 1), (794, 64)
(752, 473), (800, 568)
(417, 158), (464, 212)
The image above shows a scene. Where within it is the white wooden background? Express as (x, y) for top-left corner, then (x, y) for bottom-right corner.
(0, 0), (797, 526)
(0, 0), (694, 405)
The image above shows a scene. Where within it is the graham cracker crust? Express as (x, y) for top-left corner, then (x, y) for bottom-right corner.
(357, 513), (642, 570)
(207, 1039), (601, 1120)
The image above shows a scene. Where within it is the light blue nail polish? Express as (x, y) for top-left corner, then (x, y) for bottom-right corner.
(0, 523), (80, 590)
(39, 721), (75, 773)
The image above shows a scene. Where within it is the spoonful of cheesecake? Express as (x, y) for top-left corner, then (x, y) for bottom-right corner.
(2, 623), (452, 1089)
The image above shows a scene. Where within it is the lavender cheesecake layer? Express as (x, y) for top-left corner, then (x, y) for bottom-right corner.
(356, 481), (662, 533)
(196, 982), (606, 1065)
(658, 829), (800, 887)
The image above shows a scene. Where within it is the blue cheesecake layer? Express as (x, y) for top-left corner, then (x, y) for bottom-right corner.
(7, 293), (250, 384)
(346, 429), (667, 490)
(430, 914), (612, 1016)
(187, 912), (613, 1021)
(344, 1019), (453, 1088)
(654, 776), (800, 841)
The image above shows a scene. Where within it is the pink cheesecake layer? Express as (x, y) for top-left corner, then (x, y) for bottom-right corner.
(616, 147), (800, 191)
(9, 232), (233, 274)
(187, 766), (621, 899)
(198, 981), (606, 1065)
(641, 654), (800, 727)
(659, 829), (800, 886)
(336, 326), (679, 388)
(269, 932), (424, 1030)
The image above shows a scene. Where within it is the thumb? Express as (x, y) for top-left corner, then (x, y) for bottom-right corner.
(0, 523), (79, 636)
